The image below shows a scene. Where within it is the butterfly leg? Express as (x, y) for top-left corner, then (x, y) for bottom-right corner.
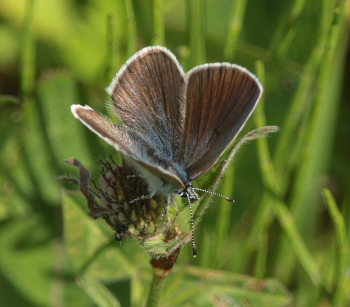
(126, 174), (139, 179)
(161, 196), (172, 219)
(128, 193), (154, 203)
(162, 196), (178, 223)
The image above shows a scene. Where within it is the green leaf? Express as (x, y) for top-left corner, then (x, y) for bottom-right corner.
(0, 217), (53, 306)
(37, 71), (101, 171)
(62, 191), (135, 280)
(322, 189), (350, 306)
(0, 103), (28, 218)
(16, 97), (61, 205)
(77, 275), (121, 307)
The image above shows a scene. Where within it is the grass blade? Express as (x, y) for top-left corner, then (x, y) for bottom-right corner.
(104, 14), (117, 85)
(153, 0), (164, 45)
(123, 0), (137, 55)
(187, 0), (206, 66)
(77, 275), (121, 307)
(269, 0), (307, 59)
(20, 0), (36, 97)
(273, 0), (348, 283)
(322, 189), (350, 306)
(224, 0), (247, 60)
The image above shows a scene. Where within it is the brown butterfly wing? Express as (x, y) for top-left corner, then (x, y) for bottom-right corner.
(107, 46), (186, 160)
(71, 105), (185, 189)
(181, 64), (262, 180)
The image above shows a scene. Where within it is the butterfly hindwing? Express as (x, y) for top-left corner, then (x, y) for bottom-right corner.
(181, 64), (262, 180)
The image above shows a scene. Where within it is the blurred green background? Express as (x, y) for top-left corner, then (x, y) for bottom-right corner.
(0, 0), (349, 306)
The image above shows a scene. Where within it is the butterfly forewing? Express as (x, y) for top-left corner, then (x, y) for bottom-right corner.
(107, 47), (186, 159)
(71, 105), (135, 155)
(71, 105), (185, 190)
(181, 64), (262, 180)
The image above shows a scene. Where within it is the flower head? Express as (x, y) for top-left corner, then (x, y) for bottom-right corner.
(64, 157), (189, 259)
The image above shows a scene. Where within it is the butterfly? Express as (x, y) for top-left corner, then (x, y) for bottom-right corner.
(71, 46), (262, 200)
(71, 46), (262, 254)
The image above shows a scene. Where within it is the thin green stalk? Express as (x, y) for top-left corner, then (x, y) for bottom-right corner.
(77, 275), (121, 307)
(232, 61), (277, 272)
(131, 274), (144, 307)
(153, 0), (164, 45)
(322, 189), (350, 306)
(273, 0), (333, 172)
(224, 0), (247, 60)
(124, 0), (137, 55)
(187, 0), (206, 66)
(235, 195), (321, 285)
(105, 14), (117, 85)
(269, 0), (307, 58)
(250, 61), (275, 278)
(272, 198), (321, 286)
(238, 60), (321, 286)
(273, 0), (347, 283)
(20, 0), (36, 98)
(104, 13), (121, 122)
(145, 273), (166, 307)
(256, 139), (321, 286)
(105, 3), (125, 122)
(214, 165), (234, 265)
(275, 1), (348, 277)
(254, 61), (281, 196)
(254, 232), (268, 279)
(0, 95), (20, 105)
(273, 36), (325, 173)
(231, 193), (274, 272)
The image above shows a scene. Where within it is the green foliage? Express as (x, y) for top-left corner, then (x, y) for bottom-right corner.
(77, 275), (122, 307)
(0, 0), (349, 306)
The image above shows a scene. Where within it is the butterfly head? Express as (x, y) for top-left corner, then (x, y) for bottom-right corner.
(178, 183), (199, 202)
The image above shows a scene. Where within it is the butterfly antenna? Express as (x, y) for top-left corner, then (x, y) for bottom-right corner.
(193, 187), (235, 203)
(186, 194), (197, 257)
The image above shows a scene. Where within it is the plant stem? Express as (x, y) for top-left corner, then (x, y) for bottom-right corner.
(105, 14), (116, 85)
(153, 0), (164, 45)
(187, 0), (206, 66)
(146, 249), (179, 306)
(145, 273), (166, 307)
(21, 0), (36, 98)
(124, 0), (137, 55)
(224, 0), (247, 60)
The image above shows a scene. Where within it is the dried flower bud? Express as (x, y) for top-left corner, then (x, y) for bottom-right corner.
(64, 157), (190, 258)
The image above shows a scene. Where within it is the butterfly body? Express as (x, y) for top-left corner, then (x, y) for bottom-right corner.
(71, 46), (262, 200)
(126, 157), (188, 197)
